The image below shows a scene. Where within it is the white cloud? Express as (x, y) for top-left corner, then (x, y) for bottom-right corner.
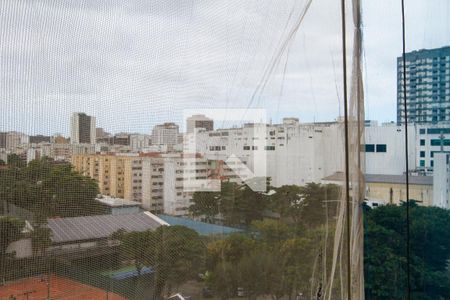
(0, 0), (449, 135)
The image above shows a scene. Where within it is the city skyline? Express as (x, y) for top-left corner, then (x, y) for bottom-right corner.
(1, 0), (449, 136)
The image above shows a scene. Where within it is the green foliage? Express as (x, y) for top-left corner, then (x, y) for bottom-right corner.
(115, 225), (206, 299)
(0, 217), (25, 278)
(206, 224), (329, 299)
(152, 226), (206, 297)
(269, 183), (340, 227)
(207, 234), (256, 268)
(364, 203), (450, 300)
(189, 191), (221, 222)
(119, 230), (153, 275)
(6, 154), (25, 168)
(203, 183), (343, 299)
(190, 181), (269, 227)
(0, 157), (106, 217)
(30, 226), (52, 256)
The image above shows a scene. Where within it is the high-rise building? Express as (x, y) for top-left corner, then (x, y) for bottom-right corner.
(186, 114), (214, 133)
(397, 46), (450, 125)
(151, 122), (179, 146)
(70, 112), (96, 144)
(0, 132), (29, 149)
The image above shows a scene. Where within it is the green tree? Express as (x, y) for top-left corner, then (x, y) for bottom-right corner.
(252, 219), (291, 248)
(208, 262), (238, 300)
(30, 226), (52, 257)
(190, 181), (268, 227)
(116, 226), (205, 299)
(270, 183), (340, 228)
(207, 234), (256, 299)
(6, 154), (25, 168)
(207, 234), (255, 268)
(364, 203), (450, 300)
(0, 217), (25, 279)
(151, 226), (206, 298)
(116, 229), (153, 276)
(189, 191), (221, 222)
(0, 158), (106, 217)
(269, 185), (303, 223)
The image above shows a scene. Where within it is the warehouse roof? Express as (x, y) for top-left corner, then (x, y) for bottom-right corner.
(48, 212), (168, 243)
(322, 172), (433, 186)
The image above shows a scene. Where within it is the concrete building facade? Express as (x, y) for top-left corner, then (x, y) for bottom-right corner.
(432, 152), (450, 209)
(151, 122), (179, 146)
(72, 153), (244, 216)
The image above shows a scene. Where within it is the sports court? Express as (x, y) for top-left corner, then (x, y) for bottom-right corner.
(0, 274), (127, 300)
(101, 265), (153, 280)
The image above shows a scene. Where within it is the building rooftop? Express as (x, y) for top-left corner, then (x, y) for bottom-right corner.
(95, 196), (142, 208)
(323, 172), (433, 186)
(157, 215), (243, 236)
(48, 212), (168, 243)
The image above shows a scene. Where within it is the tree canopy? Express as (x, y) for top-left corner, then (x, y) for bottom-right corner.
(0, 217), (25, 279)
(190, 181), (340, 229)
(114, 225), (206, 299)
(0, 157), (106, 218)
(364, 202), (450, 300)
(190, 181), (269, 227)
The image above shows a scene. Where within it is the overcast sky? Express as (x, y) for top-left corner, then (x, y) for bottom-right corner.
(1, 0), (449, 135)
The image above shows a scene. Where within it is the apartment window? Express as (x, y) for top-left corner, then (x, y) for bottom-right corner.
(243, 146), (250, 150)
(376, 144), (387, 152)
(419, 128), (426, 134)
(365, 144), (375, 152)
(430, 139), (450, 146)
(420, 160), (425, 167)
(420, 151), (425, 158)
(420, 139), (426, 146)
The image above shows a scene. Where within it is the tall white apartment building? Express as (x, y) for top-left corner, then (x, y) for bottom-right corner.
(151, 122), (179, 146)
(70, 112), (96, 144)
(185, 118), (346, 187)
(397, 46), (450, 125)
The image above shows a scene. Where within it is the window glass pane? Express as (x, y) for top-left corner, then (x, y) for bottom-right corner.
(365, 144), (375, 152)
(376, 144), (387, 153)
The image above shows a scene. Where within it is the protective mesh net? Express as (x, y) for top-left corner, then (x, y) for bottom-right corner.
(0, 0), (361, 299)
(1, 0), (450, 300)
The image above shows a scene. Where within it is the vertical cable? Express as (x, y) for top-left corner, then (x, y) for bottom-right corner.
(400, 0), (411, 298)
(340, 0), (352, 299)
